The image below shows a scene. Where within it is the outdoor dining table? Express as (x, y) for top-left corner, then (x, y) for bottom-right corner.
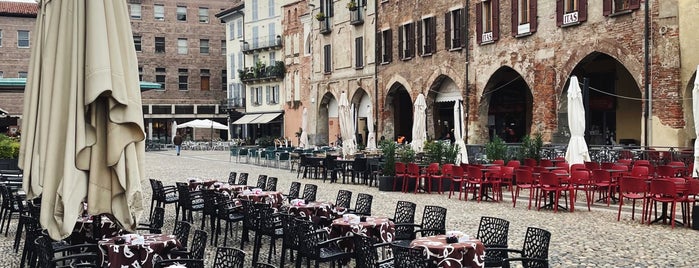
(328, 216), (395, 251)
(285, 201), (346, 225)
(238, 190), (285, 208)
(98, 234), (182, 268)
(187, 179), (217, 191)
(213, 183), (249, 196)
(74, 214), (125, 243)
(410, 234), (485, 268)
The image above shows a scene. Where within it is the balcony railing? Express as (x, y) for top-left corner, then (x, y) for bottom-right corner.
(238, 60), (286, 84)
(350, 8), (364, 25)
(228, 98), (246, 108)
(242, 35), (283, 54)
(320, 20), (331, 35)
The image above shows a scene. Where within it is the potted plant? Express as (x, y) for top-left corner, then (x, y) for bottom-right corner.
(347, 0), (358, 11)
(315, 12), (326, 21)
(0, 134), (20, 170)
(378, 140), (396, 191)
(485, 135), (508, 163)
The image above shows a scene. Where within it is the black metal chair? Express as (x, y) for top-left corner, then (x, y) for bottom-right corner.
(487, 227), (551, 268)
(12, 190), (30, 251)
(252, 204), (283, 265)
(256, 175), (268, 189)
(323, 155), (340, 183)
(214, 192), (244, 247)
(390, 241), (430, 268)
(265, 177), (278, 191)
(151, 179), (178, 221)
(352, 157), (370, 184)
(171, 229), (208, 260)
(240, 200), (262, 249)
(301, 184), (318, 202)
(350, 193), (373, 216)
(136, 207), (165, 234)
(176, 182), (205, 223)
(20, 214), (41, 268)
(353, 234), (394, 268)
(237, 173), (249, 185)
(201, 189), (219, 234)
(228, 172), (238, 185)
(335, 190), (353, 209)
(295, 219), (352, 268)
(395, 205), (446, 240)
(391, 201), (417, 241)
(154, 258), (204, 268)
(35, 235), (100, 268)
(213, 247), (246, 268)
(286, 182), (301, 202)
(476, 216), (510, 267)
(172, 220), (192, 249)
(279, 213), (300, 268)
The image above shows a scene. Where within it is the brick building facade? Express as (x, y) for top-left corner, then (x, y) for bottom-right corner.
(282, 0), (312, 146)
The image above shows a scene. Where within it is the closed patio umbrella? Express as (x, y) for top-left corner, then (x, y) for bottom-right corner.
(366, 104), (377, 150)
(19, 0), (146, 240)
(693, 65), (699, 177)
(299, 107), (309, 148)
(453, 101), (468, 164)
(338, 92), (356, 157)
(171, 120), (178, 143)
(564, 76), (591, 165)
(411, 93), (427, 152)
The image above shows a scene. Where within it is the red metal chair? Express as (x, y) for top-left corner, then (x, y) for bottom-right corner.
(466, 166), (491, 202)
(449, 166), (465, 200)
(646, 179), (683, 228)
(617, 158), (632, 166)
(513, 169), (538, 210)
(655, 165), (676, 179)
(523, 158), (537, 167)
(584, 161), (600, 170)
(427, 163), (446, 194)
(394, 162), (407, 191)
(506, 160), (521, 169)
(539, 159), (553, 167)
(555, 162), (569, 173)
(568, 170), (593, 211)
(492, 159), (505, 166)
(591, 169), (614, 207)
(570, 163), (587, 173)
(537, 172), (572, 213)
(617, 177), (649, 222)
(403, 163), (422, 194)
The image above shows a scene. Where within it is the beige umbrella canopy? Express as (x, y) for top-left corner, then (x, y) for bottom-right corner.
(19, 0), (145, 240)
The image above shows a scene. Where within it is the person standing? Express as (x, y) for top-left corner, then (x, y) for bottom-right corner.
(173, 133), (183, 156)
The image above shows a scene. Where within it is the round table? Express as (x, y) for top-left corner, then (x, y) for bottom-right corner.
(286, 201), (345, 225)
(328, 216), (395, 251)
(410, 235), (485, 268)
(188, 179), (217, 191)
(98, 234), (182, 268)
(238, 191), (284, 208)
(73, 215), (125, 243)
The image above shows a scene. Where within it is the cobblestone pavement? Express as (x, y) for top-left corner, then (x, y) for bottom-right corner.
(2, 150), (698, 267)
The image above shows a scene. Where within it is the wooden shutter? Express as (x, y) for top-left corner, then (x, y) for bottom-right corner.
(476, 3), (483, 44)
(430, 17), (436, 53)
(511, 0), (518, 37)
(530, 0), (537, 33)
(386, 29), (393, 62)
(603, 0), (612, 16)
(445, 11), (451, 49)
(398, 25), (404, 59)
(492, 0), (500, 41)
(578, 0), (588, 22)
(417, 20), (423, 56)
(266, 86), (271, 104)
(320, 0), (324, 17)
(377, 30), (383, 62)
(328, 0), (334, 17)
(629, 0), (641, 10)
(460, 7), (467, 49)
(556, 0), (563, 27)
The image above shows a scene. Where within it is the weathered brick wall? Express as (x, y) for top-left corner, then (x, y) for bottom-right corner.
(282, 0), (311, 145)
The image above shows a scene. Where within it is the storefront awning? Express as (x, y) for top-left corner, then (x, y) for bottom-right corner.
(232, 114), (261, 125)
(435, 91), (463, 103)
(249, 112), (282, 124)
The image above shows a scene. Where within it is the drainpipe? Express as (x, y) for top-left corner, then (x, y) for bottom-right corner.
(643, 0), (651, 147)
(374, 0), (379, 136)
(464, 2), (470, 143)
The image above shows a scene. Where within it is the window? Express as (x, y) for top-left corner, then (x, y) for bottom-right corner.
(155, 68), (166, 90)
(418, 16), (436, 56)
(252, 87), (263, 105)
(355, 37), (363, 68)
(603, 0), (640, 16)
(200, 39), (209, 54)
(18, 71), (27, 78)
(378, 29), (392, 63)
(269, 51), (276, 63)
(178, 38), (188, 54)
(512, 0), (537, 36)
(221, 70), (227, 91)
(155, 37), (165, 53)
(138, 66), (143, 81)
(177, 6), (187, 21)
(17, 30), (29, 48)
(0, 30), (3, 47)
(252, 26), (259, 48)
(476, 0), (499, 44)
(556, 0), (587, 27)
(178, 69), (188, 90)
(229, 23), (235, 40)
(268, 0), (275, 17)
(0, 71), (3, 78)
(266, 85), (280, 104)
(229, 54), (235, 79)
(237, 20), (243, 38)
(198, 7), (209, 23)
(445, 8), (466, 49)
(221, 40), (226, 55)
(268, 23), (276, 47)
(398, 23), (415, 60)
(252, 0), (258, 20)
(133, 35), (142, 52)
(200, 69), (210, 91)
(323, 44), (332, 73)
(154, 4), (164, 20)
(253, 53), (260, 65)
(130, 4), (141, 19)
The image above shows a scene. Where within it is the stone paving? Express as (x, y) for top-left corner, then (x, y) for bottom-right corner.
(1, 150), (698, 267)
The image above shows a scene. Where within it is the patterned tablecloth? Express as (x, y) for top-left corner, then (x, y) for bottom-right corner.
(187, 179), (218, 191)
(98, 234), (182, 268)
(238, 191), (284, 208)
(73, 215), (125, 243)
(328, 216), (394, 251)
(214, 183), (250, 196)
(285, 201), (345, 225)
(410, 235), (485, 268)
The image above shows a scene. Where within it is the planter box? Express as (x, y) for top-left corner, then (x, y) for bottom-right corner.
(378, 175), (397, 191)
(0, 158), (19, 170)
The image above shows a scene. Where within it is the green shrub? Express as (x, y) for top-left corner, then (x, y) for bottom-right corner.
(0, 134), (20, 159)
(379, 140), (396, 176)
(485, 135), (507, 162)
(397, 144), (416, 164)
